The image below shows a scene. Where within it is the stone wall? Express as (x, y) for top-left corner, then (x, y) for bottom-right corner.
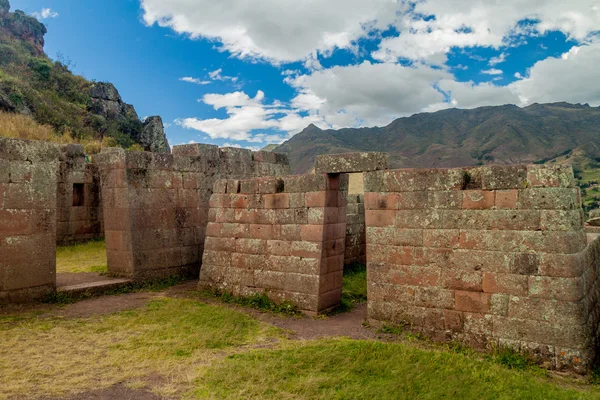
(0, 137), (59, 303)
(95, 144), (289, 280)
(364, 164), (599, 371)
(345, 174), (366, 265)
(56, 144), (103, 245)
(199, 173), (348, 314)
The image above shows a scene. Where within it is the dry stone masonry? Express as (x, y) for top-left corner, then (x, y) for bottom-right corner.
(56, 144), (103, 245)
(3, 139), (600, 373)
(94, 144), (289, 280)
(0, 137), (59, 303)
(199, 173), (348, 314)
(364, 164), (599, 372)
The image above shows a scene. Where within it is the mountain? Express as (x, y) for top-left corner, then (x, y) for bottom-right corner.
(0, 0), (169, 153)
(275, 103), (600, 174)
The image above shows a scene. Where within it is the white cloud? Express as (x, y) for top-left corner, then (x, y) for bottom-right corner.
(489, 53), (508, 66)
(510, 41), (600, 105)
(140, 0), (399, 63)
(287, 61), (450, 127)
(374, 1), (600, 63)
(180, 77), (211, 85)
(222, 143), (261, 151)
(31, 8), (59, 20)
(482, 68), (504, 75)
(208, 68), (238, 83)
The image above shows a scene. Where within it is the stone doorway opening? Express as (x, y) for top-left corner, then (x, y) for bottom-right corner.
(340, 172), (368, 311)
(54, 146), (126, 293)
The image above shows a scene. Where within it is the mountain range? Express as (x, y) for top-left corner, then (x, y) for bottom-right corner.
(274, 103), (600, 174)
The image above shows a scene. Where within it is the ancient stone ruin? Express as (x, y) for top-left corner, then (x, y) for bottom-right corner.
(2, 136), (600, 373)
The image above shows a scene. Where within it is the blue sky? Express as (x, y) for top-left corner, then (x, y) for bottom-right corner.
(10, 0), (600, 150)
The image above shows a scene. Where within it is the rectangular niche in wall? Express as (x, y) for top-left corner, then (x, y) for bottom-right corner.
(72, 183), (85, 207)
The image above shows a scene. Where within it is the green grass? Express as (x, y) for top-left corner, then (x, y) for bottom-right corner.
(0, 298), (279, 399)
(340, 263), (367, 311)
(202, 289), (301, 316)
(56, 239), (107, 274)
(193, 339), (599, 399)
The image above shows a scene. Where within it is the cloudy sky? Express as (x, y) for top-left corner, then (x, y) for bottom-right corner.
(12, 0), (600, 150)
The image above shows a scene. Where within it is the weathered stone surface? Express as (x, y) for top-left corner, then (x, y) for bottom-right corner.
(199, 173), (347, 314)
(0, 138), (58, 303)
(97, 145), (290, 280)
(315, 152), (388, 174)
(56, 145), (103, 245)
(364, 163), (598, 372)
(140, 116), (170, 154)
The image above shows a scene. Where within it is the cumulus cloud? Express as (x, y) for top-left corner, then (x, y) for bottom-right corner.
(140, 0), (399, 63)
(158, 1), (600, 144)
(177, 90), (322, 142)
(287, 61), (450, 126)
(31, 8), (59, 20)
(510, 41), (600, 105)
(374, 0), (600, 63)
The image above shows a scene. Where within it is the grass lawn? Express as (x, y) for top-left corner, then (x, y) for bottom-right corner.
(341, 263), (367, 311)
(56, 239), (108, 274)
(1, 292), (600, 399)
(4, 252), (600, 398)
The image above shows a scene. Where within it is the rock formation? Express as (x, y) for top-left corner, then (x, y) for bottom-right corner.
(89, 83), (170, 153)
(0, 1), (46, 55)
(141, 116), (170, 153)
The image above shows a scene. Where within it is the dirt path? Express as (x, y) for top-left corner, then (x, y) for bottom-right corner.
(44, 384), (163, 400)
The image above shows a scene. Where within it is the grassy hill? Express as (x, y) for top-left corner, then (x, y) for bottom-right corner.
(276, 103), (600, 174)
(0, 0), (148, 152)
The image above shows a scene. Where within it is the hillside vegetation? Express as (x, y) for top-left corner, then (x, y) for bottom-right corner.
(276, 103), (600, 174)
(0, 0), (165, 153)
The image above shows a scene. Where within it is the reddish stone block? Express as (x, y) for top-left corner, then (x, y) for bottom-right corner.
(249, 224), (273, 240)
(305, 191), (327, 207)
(365, 193), (400, 210)
(455, 291), (490, 313)
(365, 210), (395, 227)
(495, 190), (518, 209)
(301, 224), (325, 242)
(444, 310), (465, 332)
(236, 238), (266, 254)
(482, 273), (528, 296)
(291, 241), (322, 258)
(423, 229), (459, 248)
(230, 194), (250, 209)
(267, 240), (291, 256)
(0, 209), (31, 235)
(528, 276), (584, 301)
(442, 270), (482, 291)
(462, 190), (495, 209)
(389, 265), (440, 287)
(264, 193), (290, 209)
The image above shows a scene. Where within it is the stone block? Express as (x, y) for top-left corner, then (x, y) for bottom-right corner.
(314, 152), (388, 174)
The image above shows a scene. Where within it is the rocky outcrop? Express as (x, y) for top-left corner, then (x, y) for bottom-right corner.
(141, 116), (170, 153)
(0, 0), (9, 17)
(89, 82), (139, 121)
(0, 2), (46, 55)
(88, 83), (170, 153)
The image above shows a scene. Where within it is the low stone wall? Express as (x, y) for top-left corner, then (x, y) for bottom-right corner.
(364, 164), (598, 372)
(95, 144), (289, 280)
(0, 137), (59, 303)
(56, 145), (103, 245)
(199, 173), (348, 314)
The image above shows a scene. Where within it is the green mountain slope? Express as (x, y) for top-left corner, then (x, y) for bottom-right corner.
(0, 0), (169, 153)
(276, 103), (600, 174)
